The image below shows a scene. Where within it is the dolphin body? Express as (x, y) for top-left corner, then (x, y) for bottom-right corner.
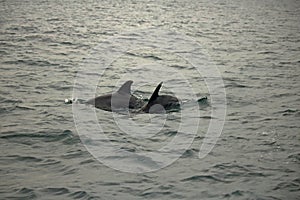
(85, 80), (143, 112)
(140, 82), (180, 113)
(85, 81), (179, 113)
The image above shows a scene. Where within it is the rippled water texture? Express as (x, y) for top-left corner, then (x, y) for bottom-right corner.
(1, 0), (299, 199)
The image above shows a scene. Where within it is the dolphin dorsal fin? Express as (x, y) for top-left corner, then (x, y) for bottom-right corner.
(139, 82), (163, 113)
(148, 82), (163, 103)
(117, 80), (133, 94)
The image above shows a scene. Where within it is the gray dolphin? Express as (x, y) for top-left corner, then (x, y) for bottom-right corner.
(140, 82), (180, 113)
(86, 80), (143, 112)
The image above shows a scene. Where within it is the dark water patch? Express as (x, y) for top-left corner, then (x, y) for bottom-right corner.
(294, 111), (300, 117)
(0, 130), (73, 143)
(277, 109), (299, 116)
(223, 190), (244, 198)
(38, 158), (61, 166)
(170, 64), (189, 69)
(225, 82), (249, 88)
(212, 163), (251, 172)
(257, 51), (276, 55)
(125, 51), (163, 60)
(246, 171), (269, 177)
(270, 92), (295, 98)
(68, 190), (90, 199)
(279, 61), (294, 65)
(42, 187), (70, 195)
(0, 98), (23, 104)
(163, 130), (177, 137)
(120, 146), (136, 152)
(101, 182), (121, 186)
(117, 186), (144, 197)
(181, 174), (232, 183)
(197, 96), (208, 104)
(13, 187), (38, 200)
(141, 190), (172, 198)
(223, 190), (276, 199)
(6, 155), (43, 163)
(61, 149), (86, 159)
(60, 41), (75, 46)
(227, 135), (250, 141)
(15, 105), (36, 111)
(14, 71), (37, 78)
(48, 81), (74, 91)
(46, 17), (61, 22)
(257, 117), (278, 122)
(287, 152), (300, 162)
(62, 134), (81, 145)
(261, 139), (277, 146)
(147, 137), (161, 142)
(3, 59), (59, 67)
(210, 163), (271, 181)
(277, 109), (298, 113)
(63, 167), (78, 175)
(199, 115), (214, 119)
(0, 106), (15, 114)
(0, 50), (9, 55)
(211, 163), (254, 181)
(181, 148), (196, 158)
(273, 180), (300, 192)
(79, 158), (95, 165)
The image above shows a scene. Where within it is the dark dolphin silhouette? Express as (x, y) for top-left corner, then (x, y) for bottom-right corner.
(85, 80), (143, 112)
(140, 82), (180, 113)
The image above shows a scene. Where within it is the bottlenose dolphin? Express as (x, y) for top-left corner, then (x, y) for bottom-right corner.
(85, 80), (143, 112)
(140, 82), (180, 113)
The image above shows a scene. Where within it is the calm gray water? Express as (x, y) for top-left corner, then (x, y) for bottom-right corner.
(1, 0), (299, 199)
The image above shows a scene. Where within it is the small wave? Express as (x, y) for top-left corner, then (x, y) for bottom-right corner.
(257, 51), (276, 54)
(163, 131), (177, 137)
(287, 152), (300, 162)
(0, 50), (9, 55)
(48, 81), (73, 91)
(61, 149), (86, 159)
(101, 182), (121, 186)
(227, 135), (250, 141)
(125, 52), (163, 60)
(273, 179), (300, 192)
(225, 82), (249, 88)
(68, 191), (90, 199)
(181, 148), (197, 158)
(15, 105), (36, 111)
(277, 109), (299, 116)
(170, 64), (188, 69)
(0, 130), (73, 143)
(79, 159), (95, 165)
(7, 155), (43, 163)
(15, 187), (37, 199)
(197, 96), (209, 105)
(223, 190), (276, 199)
(42, 187), (70, 195)
(0, 98), (23, 104)
(141, 191), (172, 198)
(38, 159), (61, 166)
(3, 59), (59, 67)
(181, 174), (231, 183)
(199, 115), (214, 119)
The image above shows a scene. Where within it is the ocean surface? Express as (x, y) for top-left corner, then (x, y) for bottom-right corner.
(1, 0), (299, 199)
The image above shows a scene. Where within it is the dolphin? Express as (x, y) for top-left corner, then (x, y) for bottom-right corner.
(140, 82), (180, 113)
(85, 80), (143, 112)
